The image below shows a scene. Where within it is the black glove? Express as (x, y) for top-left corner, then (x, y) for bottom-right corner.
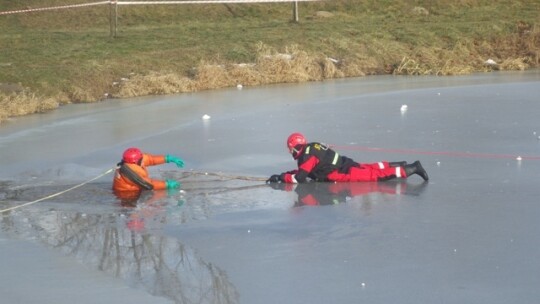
(266, 174), (282, 183)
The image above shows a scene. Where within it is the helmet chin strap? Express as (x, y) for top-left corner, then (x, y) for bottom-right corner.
(291, 145), (303, 159)
(119, 157), (143, 165)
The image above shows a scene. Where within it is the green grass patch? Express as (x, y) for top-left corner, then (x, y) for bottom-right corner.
(0, 0), (539, 122)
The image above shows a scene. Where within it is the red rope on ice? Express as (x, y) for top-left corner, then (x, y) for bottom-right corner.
(330, 145), (540, 161)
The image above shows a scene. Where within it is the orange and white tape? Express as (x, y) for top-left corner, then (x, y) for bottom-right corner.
(0, 1), (110, 15)
(1, 0), (321, 15)
(118, 0), (321, 4)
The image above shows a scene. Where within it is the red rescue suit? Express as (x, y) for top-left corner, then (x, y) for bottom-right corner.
(281, 142), (405, 183)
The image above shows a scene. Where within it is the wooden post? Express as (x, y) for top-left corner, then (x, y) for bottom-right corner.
(109, 1), (118, 38)
(109, 1), (113, 37)
(292, 1), (298, 23)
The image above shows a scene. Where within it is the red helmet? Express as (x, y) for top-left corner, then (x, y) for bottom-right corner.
(287, 132), (307, 159)
(122, 147), (143, 164)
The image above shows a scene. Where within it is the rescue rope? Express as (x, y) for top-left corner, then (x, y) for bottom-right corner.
(179, 181), (269, 193)
(172, 170), (268, 182)
(330, 145), (540, 161)
(0, 168), (115, 214)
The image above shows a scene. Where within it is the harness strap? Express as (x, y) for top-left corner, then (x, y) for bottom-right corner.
(332, 152), (339, 165)
(118, 163), (154, 190)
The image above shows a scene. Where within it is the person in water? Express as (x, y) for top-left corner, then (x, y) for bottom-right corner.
(113, 147), (184, 193)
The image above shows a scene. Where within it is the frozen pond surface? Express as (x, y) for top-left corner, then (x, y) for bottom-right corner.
(1, 70), (540, 304)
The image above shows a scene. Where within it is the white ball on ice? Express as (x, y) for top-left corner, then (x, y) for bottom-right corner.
(202, 114), (211, 120)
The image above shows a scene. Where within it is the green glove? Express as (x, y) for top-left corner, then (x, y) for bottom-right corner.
(166, 179), (180, 189)
(165, 154), (184, 168)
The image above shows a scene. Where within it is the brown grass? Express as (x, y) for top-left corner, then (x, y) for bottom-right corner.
(0, 91), (61, 122)
(2, 25), (538, 121)
(117, 43), (337, 98)
(117, 72), (195, 98)
(112, 28), (539, 100)
(1, 0), (539, 124)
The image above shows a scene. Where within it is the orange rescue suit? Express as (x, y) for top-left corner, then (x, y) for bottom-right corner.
(113, 154), (167, 192)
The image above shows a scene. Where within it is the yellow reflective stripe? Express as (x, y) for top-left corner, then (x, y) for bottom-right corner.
(305, 146), (311, 154)
(332, 153), (339, 165)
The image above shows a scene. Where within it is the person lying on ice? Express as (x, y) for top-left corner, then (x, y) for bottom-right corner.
(266, 132), (429, 184)
(113, 147), (184, 193)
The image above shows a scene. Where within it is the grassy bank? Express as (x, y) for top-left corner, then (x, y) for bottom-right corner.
(1, 0), (539, 123)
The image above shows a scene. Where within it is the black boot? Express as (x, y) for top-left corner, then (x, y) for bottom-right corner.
(389, 161), (407, 167)
(404, 161), (429, 181)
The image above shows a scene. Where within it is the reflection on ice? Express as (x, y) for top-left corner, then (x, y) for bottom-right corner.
(0, 172), (428, 303)
(0, 181), (242, 304)
(268, 180), (428, 207)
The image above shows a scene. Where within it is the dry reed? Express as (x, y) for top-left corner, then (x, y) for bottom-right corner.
(0, 92), (59, 123)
